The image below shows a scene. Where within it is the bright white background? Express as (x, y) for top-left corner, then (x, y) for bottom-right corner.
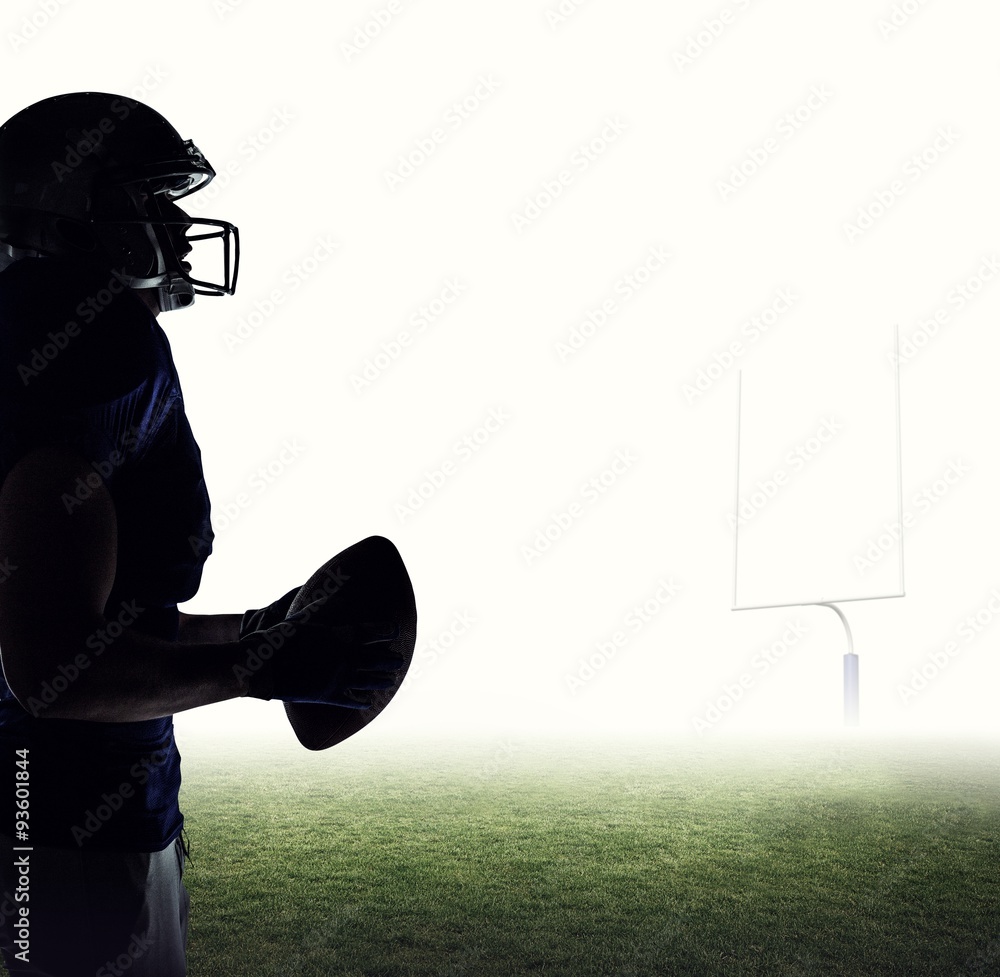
(6, 0), (1000, 744)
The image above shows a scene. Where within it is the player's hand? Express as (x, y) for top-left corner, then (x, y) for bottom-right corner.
(239, 585), (300, 638)
(237, 599), (405, 708)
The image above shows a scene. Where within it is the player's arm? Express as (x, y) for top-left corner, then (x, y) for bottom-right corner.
(0, 443), (250, 722)
(176, 612), (242, 644)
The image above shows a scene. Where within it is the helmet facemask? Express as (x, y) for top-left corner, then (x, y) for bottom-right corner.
(91, 178), (239, 313)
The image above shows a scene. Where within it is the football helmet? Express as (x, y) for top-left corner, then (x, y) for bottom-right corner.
(0, 92), (239, 312)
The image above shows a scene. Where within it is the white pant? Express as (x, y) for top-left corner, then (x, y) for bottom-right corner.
(0, 834), (188, 977)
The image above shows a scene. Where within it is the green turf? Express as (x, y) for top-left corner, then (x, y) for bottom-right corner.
(177, 735), (1000, 977)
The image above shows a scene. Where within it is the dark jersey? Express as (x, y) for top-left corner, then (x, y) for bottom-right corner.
(0, 255), (214, 852)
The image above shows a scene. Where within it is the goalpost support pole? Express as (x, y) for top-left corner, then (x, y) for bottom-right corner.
(816, 602), (858, 726)
(843, 651), (860, 726)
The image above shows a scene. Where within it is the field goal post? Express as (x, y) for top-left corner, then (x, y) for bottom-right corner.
(731, 326), (905, 726)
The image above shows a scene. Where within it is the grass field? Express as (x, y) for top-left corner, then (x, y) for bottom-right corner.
(177, 734), (1000, 977)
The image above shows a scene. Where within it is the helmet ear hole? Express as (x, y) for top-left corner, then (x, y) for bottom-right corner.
(54, 217), (97, 253)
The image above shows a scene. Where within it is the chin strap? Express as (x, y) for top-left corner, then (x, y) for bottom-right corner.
(0, 245), (24, 272)
(156, 279), (196, 312)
